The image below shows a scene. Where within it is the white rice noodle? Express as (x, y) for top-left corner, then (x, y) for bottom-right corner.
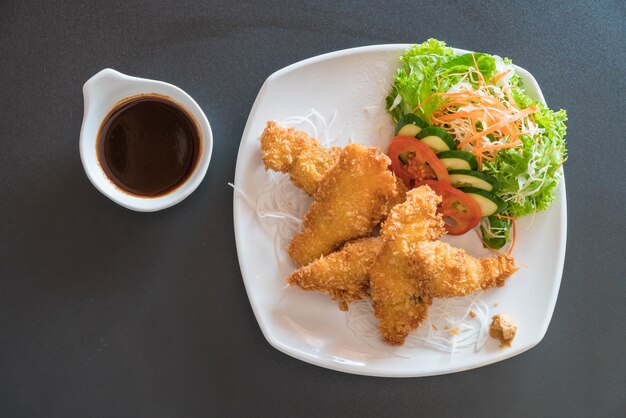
(229, 174), (307, 268)
(388, 93), (402, 111)
(280, 109), (337, 148)
(347, 294), (492, 355)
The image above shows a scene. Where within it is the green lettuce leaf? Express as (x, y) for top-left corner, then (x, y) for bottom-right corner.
(480, 216), (511, 250)
(482, 102), (567, 217)
(386, 39), (498, 123)
(386, 39), (453, 122)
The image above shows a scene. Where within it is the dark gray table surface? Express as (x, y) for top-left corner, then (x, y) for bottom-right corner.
(1, 1), (625, 417)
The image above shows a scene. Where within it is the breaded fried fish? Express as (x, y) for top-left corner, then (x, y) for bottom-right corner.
(259, 121), (340, 196)
(288, 144), (396, 266)
(259, 120), (319, 172)
(411, 240), (518, 298)
(369, 186), (445, 345)
(287, 237), (384, 311)
(289, 145), (342, 196)
(385, 176), (408, 217)
(378, 185), (444, 243)
(369, 239), (433, 345)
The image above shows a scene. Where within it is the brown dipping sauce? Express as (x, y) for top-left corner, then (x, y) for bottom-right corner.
(97, 95), (201, 197)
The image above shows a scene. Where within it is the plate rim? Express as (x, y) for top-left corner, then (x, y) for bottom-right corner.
(233, 44), (567, 377)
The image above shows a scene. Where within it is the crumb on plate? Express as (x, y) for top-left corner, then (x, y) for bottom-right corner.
(489, 314), (517, 348)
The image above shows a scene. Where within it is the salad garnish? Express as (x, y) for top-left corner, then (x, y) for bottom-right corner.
(386, 39), (567, 249)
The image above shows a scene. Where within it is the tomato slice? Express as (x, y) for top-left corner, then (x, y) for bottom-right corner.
(415, 180), (482, 235)
(387, 136), (450, 188)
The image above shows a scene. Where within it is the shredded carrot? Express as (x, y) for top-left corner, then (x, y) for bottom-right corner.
(411, 59), (538, 175)
(412, 92), (438, 113)
(458, 106), (537, 147)
(471, 53), (480, 73)
(507, 218), (517, 256)
(434, 110), (487, 122)
(476, 153), (483, 171)
(489, 69), (511, 84)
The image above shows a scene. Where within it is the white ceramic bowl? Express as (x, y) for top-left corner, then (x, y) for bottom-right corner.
(79, 69), (213, 212)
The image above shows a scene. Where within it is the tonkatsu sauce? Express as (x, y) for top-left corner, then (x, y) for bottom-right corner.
(97, 95), (201, 197)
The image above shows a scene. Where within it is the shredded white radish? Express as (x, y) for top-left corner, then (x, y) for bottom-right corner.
(281, 109), (338, 148)
(388, 93), (402, 111)
(229, 182), (303, 224)
(230, 173), (308, 269)
(347, 294), (492, 354)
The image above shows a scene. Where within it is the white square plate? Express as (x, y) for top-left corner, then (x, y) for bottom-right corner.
(233, 45), (567, 377)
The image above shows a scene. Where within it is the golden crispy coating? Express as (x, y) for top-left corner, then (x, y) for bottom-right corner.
(369, 239), (433, 345)
(289, 145), (342, 196)
(369, 186), (445, 345)
(259, 122), (409, 202)
(288, 144), (396, 266)
(380, 185), (445, 241)
(411, 241), (518, 298)
(259, 121), (321, 172)
(259, 121), (341, 196)
(384, 175), (408, 216)
(287, 237), (384, 311)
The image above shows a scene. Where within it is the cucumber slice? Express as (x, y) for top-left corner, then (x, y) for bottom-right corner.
(449, 170), (499, 192)
(436, 150), (478, 171)
(416, 127), (456, 152)
(397, 124), (422, 137)
(458, 187), (506, 217)
(395, 114), (429, 136)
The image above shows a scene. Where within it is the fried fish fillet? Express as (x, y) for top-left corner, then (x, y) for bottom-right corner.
(289, 145), (342, 196)
(259, 121), (341, 196)
(369, 239), (433, 345)
(378, 185), (444, 242)
(288, 144), (397, 266)
(385, 176), (408, 216)
(369, 186), (445, 345)
(259, 121), (409, 205)
(411, 241), (518, 298)
(259, 120), (319, 172)
(287, 237), (384, 311)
